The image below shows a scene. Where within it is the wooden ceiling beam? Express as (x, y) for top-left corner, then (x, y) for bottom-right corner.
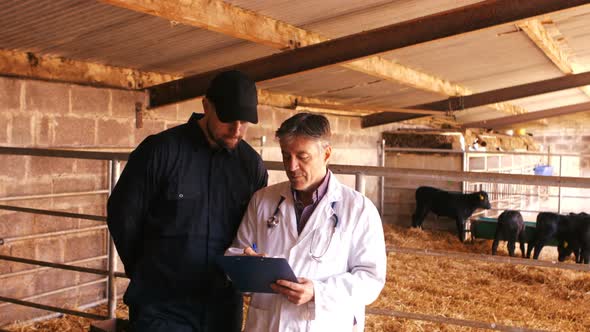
(99, 0), (317, 50)
(100, 0), (464, 93)
(518, 18), (590, 97)
(117, 0), (590, 108)
(297, 103), (441, 115)
(0, 48), (355, 116)
(99, 0), (480, 109)
(415, 71), (590, 110)
(461, 101), (590, 128)
(362, 71), (590, 127)
(518, 19), (574, 74)
(258, 91), (416, 117)
(256, 90), (361, 114)
(0, 49), (178, 89)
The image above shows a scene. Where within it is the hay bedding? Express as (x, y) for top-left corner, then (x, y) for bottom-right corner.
(5, 302), (129, 332)
(366, 225), (590, 332)
(6, 225), (589, 331)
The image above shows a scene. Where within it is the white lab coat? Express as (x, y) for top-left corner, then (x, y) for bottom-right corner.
(226, 172), (387, 332)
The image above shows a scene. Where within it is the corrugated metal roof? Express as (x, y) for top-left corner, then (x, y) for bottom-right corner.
(552, 6), (590, 65)
(454, 88), (590, 124)
(0, 0), (589, 125)
(380, 24), (565, 92)
(224, 0), (485, 38)
(304, 0), (485, 38)
(259, 66), (443, 108)
(224, 0), (388, 29)
(511, 88), (590, 112)
(0, 0), (277, 75)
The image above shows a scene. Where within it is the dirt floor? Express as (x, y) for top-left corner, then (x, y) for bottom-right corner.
(4, 225), (589, 331)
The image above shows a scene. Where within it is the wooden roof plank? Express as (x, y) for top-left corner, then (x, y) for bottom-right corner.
(519, 18), (590, 98)
(519, 19), (574, 74)
(0, 49), (177, 89)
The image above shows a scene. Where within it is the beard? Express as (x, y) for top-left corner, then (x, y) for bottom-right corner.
(207, 121), (242, 149)
(218, 135), (241, 149)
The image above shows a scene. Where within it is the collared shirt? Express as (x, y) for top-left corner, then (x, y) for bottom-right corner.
(293, 170), (331, 234)
(107, 113), (268, 303)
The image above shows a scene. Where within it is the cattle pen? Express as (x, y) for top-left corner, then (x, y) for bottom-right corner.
(1, 147), (589, 331)
(2, 2), (590, 330)
(383, 146), (590, 225)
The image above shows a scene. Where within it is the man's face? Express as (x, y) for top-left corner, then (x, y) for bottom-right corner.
(203, 99), (249, 149)
(280, 135), (331, 193)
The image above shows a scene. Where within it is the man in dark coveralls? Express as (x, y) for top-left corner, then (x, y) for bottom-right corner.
(107, 70), (268, 332)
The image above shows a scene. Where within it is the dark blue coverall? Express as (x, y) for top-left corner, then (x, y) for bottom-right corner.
(107, 113), (268, 332)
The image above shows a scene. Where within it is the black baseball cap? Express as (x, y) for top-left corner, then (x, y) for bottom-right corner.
(205, 70), (258, 124)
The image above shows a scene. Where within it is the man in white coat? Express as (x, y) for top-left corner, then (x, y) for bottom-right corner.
(226, 113), (386, 331)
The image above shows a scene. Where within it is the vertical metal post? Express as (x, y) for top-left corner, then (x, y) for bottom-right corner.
(355, 173), (366, 196)
(107, 160), (121, 319)
(259, 135), (266, 159)
(379, 139), (385, 216)
(462, 151), (467, 193)
(557, 155), (562, 214)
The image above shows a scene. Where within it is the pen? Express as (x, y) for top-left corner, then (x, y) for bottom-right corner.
(252, 243), (258, 253)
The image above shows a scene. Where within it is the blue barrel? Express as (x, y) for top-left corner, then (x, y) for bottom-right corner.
(534, 165), (553, 176)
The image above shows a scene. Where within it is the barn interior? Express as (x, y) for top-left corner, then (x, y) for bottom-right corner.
(1, 0), (590, 331)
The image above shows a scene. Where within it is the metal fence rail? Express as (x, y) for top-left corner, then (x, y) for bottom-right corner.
(0, 254), (128, 278)
(366, 308), (547, 332)
(0, 256), (107, 280)
(0, 296), (107, 321)
(1, 146), (589, 329)
(0, 204), (107, 222)
(387, 247), (590, 272)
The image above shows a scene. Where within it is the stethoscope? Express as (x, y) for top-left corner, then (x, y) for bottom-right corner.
(266, 197), (338, 261)
(266, 196), (285, 228)
(309, 203), (339, 261)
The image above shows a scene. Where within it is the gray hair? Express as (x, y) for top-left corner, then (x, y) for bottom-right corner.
(275, 113), (331, 146)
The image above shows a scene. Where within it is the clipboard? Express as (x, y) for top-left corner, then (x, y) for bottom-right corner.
(216, 256), (298, 293)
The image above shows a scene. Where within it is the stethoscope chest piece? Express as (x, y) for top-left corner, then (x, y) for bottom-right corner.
(267, 215), (279, 228)
(267, 196), (285, 228)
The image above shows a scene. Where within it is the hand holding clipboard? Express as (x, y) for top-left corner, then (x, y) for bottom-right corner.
(216, 255), (298, 294)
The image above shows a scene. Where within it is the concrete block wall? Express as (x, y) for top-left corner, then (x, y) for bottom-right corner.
(526, 114), (590, 177)
(248, 105), (387, 201)
(383, 152), (463, 228)
(0, 76), (404, 326)
(527, 120), (590, 213)
(536, 134), (590, 177)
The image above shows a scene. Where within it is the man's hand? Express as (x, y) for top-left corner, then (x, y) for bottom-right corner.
(243, 247), (265, 257)
(270, 277), (314, 305)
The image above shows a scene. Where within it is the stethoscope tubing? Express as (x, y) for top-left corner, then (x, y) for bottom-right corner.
(265, 197), (338, 261)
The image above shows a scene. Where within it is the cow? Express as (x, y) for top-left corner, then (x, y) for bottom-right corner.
(557, 213), (590, 264)
(526, 212), (562, 259)
(491, 210), (526, 257)
(527, 212), (590, 264)
(411, 186), (492, 242)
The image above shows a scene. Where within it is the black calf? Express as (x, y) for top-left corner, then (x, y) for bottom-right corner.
(492, 210), (526, 257)
(557, 214), (590, 264)
(411, 186), (492, 242)
(526, 212), (562, 259)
